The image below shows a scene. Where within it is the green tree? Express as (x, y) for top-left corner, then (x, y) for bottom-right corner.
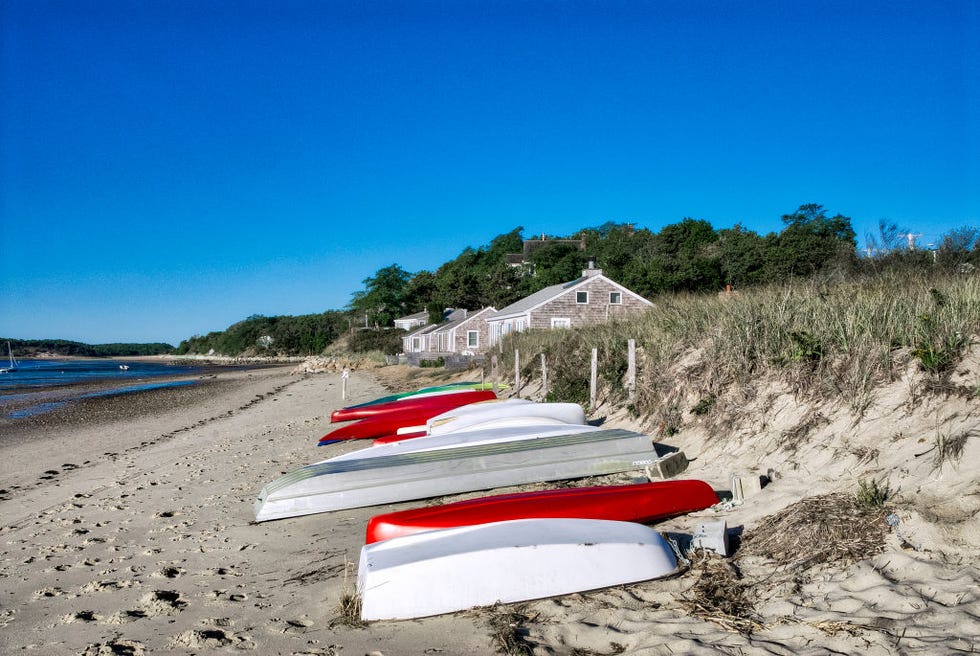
(349, 264), (413, 327)
(765, 204), (857, 279)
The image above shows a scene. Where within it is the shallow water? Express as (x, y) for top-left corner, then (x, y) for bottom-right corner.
(0, 359), (202, 419)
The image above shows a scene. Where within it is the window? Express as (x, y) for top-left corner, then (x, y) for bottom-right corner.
(609, 291), (622, 304)
(467, 330), (479, 348)
(576, 291), (588, 304)
(551, 317), (571, 329)
(412, 337), (420, 351)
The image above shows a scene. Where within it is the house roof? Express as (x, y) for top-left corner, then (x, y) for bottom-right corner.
(427, 307), (496, 334)
(395, 310), (429, 323)
(487, 273), (651, 321)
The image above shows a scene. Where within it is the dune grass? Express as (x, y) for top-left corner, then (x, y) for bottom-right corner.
(490, 271), (979, 428)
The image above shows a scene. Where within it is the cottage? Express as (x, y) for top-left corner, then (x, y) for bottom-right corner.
(393, 310), (429, 332)
(486, 266), (652, 346)
(398, 308), (475, 355)
(423, 307), (496, 355)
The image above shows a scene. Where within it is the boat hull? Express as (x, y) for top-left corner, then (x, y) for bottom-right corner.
(330, 389), (496, 423)
(327, 423), (600, 463)
(358, 517), (678, 620)
(365, 479), (719, 543)
(254, 428), (656, 522)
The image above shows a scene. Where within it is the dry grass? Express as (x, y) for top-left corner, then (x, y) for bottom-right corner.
(486, 605), (537, 656)
(492, 271), (980, 434)
(682, 555), (763, 635)
(737, 492), (889, 570)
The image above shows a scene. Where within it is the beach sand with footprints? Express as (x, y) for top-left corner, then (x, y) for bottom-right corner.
(1, 359), (978, 655)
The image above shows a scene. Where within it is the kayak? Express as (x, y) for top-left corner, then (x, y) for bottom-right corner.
(358, 517), (678, 620)
(329, 389), (496, 423)
(365, 479), (719, 543)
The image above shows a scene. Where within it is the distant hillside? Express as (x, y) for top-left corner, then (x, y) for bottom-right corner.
(2, 339), (174, 358)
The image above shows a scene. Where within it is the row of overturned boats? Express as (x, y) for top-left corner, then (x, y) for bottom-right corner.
(253, 382), (722, 621)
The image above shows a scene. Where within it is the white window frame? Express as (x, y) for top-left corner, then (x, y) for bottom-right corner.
(576, 291), (589, 304)
(609, 291), (622, 304)
(467, 330), (479, 348)
(551, 317), (571, 329)
(412, 337), (420, 351)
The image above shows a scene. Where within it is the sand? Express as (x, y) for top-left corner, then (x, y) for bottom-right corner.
(1, 358), (978, 655)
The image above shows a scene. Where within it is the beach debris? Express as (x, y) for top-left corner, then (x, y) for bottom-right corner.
(730, 472), (763, 503)
(644, 450), (688, 479)
(737, 492), (888, 570)
(691, 520), (730, 557)
(681, 554), (761, 635)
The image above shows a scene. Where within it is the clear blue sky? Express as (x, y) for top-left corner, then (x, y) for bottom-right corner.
(1, 0), (977, 346)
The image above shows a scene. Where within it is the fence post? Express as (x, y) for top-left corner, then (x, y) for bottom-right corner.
(590, 348), (598, 410)
(540, 352), (548, 399)
(341, 367), (350, 401)
(491, 355), (499, 395)
(514, 349), (521, 398)
(627, 339), (636, 404)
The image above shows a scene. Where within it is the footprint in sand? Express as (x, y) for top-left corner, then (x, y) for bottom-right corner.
(80, 639), (146, 656)
(168, 628), (254, 650)
(139, 589), (188, 616)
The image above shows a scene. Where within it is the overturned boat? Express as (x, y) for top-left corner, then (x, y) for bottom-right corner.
(254, 428), (657, 522)
(358, 517), (679, 621)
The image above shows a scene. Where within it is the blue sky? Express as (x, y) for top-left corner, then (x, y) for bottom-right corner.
(1, 0), (977, 346)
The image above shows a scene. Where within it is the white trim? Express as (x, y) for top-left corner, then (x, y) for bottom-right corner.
(551, 317), (571, 329)
(576, 291), (589, 304)
(467, 330), (479, 348)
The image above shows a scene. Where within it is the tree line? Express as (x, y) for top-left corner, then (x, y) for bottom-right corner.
(174, 203), (977, 356)
(2, 339), (174, 357)
(348, 204), (979, 327)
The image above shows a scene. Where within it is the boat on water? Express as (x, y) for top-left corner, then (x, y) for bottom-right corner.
(358, 517), (679, 621)
(0, 342), (19, 373)
(328, 388), (496, 425)
(254, 427), (657, 522)
(364, 479), (719, 544)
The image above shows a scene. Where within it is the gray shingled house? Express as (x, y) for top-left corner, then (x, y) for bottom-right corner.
(485, 265), (652, 347)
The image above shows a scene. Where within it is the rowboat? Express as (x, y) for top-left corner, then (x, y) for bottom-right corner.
(330, 389), (496, 423)
(364, 479), (719, 543)
(254, 428), (657, 522)
(358, 517), (678, 620)
(336, 382), (498, 413)
(372, 400), (587, 445)
(325, 423), (601, 463)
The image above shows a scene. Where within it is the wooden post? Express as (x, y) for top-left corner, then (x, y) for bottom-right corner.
(540, 352), (548, 399)
(514, 349), (520, 398)
(627, 339), (636, 404)
(491, 355), (499, 395)
(341, 367), (350, 401)
(590, 348), (598, 410)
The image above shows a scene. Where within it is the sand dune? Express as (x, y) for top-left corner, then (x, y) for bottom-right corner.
(1, 355), (977, 655)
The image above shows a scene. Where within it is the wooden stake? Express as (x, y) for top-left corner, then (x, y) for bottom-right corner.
(627, 338), (636, 404)
(540, 352), (548, 398)
(590, 348), (598, 410)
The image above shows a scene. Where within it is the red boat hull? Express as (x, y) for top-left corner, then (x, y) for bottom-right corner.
(364, 479), (720, 544)
(330, 390), (496, 423)
(320, 411), (437, 443)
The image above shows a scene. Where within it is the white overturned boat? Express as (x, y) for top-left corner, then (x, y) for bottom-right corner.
(253, 428), (656, 522)
(358, 517), (678, 620)
(426, 400), (587, 435)
(326, 423), (600, 463)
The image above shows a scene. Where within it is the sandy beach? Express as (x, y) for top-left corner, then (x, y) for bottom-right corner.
(1, 358), (978, 655)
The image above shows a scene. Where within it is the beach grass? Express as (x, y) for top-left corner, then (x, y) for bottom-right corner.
(491, 270), (980, 429)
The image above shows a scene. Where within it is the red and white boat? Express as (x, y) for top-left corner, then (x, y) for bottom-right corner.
(365, 479), (719, 543)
